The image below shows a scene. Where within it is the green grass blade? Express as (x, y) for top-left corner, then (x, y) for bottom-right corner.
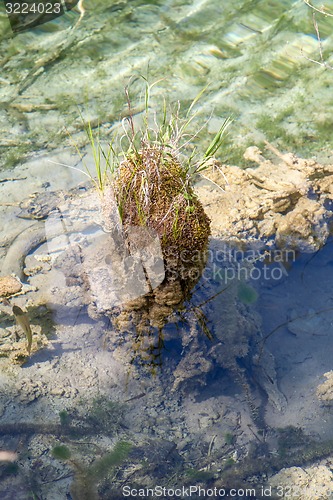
(204, 116), (232, 159)
(186, 84), (209, 118)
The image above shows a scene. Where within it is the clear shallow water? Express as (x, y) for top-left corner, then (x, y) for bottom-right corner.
(1, 1), (333, 499)
(1, 0), (333, 168)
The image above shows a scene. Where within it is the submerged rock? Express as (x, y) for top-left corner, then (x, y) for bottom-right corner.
(270, 463), (333, 500)
(317, 371), (333, 404)
(197, 144), (333, 252)
(0, 276), (22, 298)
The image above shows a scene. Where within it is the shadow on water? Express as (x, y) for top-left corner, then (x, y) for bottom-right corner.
(2, 236), (333, 498)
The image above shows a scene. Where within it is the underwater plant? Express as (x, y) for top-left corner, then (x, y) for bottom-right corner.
(52, 440), (132, 500)
(85, 396), (125, 433)
(12, 305), (32, 354)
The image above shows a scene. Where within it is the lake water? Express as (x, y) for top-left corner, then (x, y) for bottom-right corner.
(1, 0), (333, 169)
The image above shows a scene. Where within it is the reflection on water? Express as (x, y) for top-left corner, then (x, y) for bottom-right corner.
(1, 0), (333, 169)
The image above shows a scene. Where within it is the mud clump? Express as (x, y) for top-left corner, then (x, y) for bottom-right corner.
(198, 143), (333, 252)
(316, 371), (333, 404)
(114, 145), (210, 285)
(101, 145), (210, 329)
(80, 145), (209, 368)
(0, 276), (22, 298)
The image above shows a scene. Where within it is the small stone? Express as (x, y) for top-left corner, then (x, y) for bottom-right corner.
(50, 387), (65, 397)
(317, 371), (333, 403)
(0, 276), (22, 297)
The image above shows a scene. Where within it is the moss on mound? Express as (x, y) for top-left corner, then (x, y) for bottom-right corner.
(114, 144), (211, 283)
